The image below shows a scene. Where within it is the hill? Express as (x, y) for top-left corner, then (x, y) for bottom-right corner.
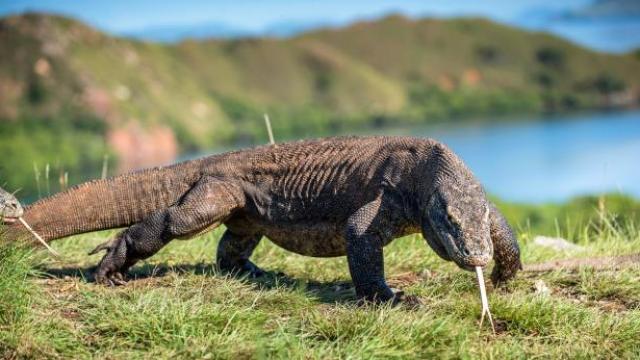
(1, 13), (640, 197)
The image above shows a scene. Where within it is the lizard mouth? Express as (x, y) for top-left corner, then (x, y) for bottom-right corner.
(2, 216), (19, 225)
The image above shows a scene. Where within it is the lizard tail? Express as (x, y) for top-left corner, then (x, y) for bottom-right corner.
(4, 159), (204, 242)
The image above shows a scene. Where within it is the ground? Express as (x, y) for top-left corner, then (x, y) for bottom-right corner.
(1, 221), (639, 359)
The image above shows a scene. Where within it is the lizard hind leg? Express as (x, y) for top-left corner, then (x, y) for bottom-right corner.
(92, 177), (245, 286)
(216, 230), (265, 278)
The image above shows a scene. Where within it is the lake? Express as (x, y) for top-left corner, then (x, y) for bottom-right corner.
(370, 110), (640, 203)
(190, 110), (640, 203)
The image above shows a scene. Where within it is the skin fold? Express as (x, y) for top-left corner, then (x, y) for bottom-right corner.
(0, 136), (522, 304)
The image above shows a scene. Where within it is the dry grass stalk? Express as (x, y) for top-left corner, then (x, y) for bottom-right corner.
(18, 217), (59, 257)
(264, 114), (275, 145)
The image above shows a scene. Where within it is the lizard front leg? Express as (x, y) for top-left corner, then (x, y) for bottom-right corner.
(345, 197), (420, 306)
(489, 202), (522, 286)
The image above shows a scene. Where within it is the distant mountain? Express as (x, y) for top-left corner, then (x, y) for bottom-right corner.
(124, 19), (335, 42)
(122, 3), (640, 53)
(1, 12), (639, 196)
(514, 0), (640, 53)
(262, 20), (335, 38)
(125, 21), (252, 42)
(566, 0), (640, 19)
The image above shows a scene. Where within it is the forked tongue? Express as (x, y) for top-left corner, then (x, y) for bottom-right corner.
(475, 266), (495, 334)
(18, 217), (59, 257)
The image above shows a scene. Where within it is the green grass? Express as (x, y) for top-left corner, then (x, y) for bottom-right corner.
(1, 212), (639, 359)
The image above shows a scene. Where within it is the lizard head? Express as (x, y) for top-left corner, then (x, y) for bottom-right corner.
(0, 186), (23, 225)
(422, 181), (493, 271)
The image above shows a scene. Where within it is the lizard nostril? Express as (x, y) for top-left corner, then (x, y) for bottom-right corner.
(461, 247), (471, 257)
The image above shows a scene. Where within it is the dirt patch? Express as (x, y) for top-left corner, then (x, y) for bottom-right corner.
(388, 272), (422, 288)
(520, 272), (638, 312)
(523, 254), (640, 272)
(60, 308), (81, 320)
(554, 285), (638, 312)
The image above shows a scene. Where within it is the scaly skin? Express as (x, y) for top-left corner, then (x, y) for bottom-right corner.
(0, 136), (522, 304)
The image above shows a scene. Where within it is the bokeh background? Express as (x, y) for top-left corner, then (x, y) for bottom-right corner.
(0, 0), (639, 221)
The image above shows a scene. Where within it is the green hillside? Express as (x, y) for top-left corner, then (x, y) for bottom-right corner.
(1, 13), (639, 197)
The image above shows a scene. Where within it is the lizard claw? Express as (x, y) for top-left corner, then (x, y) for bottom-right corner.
(96, 271), (128, 286)
(356, 288), (423, 309)
(92, 232), (136, 286)
(88, 238), (116, 255)
(391, 290), (423, 309)
(111, 271), (127, 285)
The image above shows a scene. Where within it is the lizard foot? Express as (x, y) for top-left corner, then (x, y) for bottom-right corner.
(391, 290), (423, 309)
(89, 232), (136, 286)
(356, 289), (422, 309)
(218, 260), (266, 278)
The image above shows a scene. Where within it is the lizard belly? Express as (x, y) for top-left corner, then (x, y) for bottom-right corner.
(262, 222), (347, 257)
(226, 214), (348, 257)
(261, 221), (420, 257)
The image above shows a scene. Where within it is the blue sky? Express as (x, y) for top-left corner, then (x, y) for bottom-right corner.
(5, 0), (638, 52)
(0, 0), (589, 33)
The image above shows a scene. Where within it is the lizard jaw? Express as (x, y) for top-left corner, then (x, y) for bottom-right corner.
(2, 216), (18, 225)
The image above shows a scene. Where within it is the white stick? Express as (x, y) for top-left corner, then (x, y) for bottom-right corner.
(264, 114), (275, 145)
(475, 266), (495, 333)
(18, 217), (59, 257)
(101, 154), (110, 179)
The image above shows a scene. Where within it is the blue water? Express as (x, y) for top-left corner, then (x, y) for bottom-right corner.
(388, 110), (640, 203)
(191, 110), (640, 203)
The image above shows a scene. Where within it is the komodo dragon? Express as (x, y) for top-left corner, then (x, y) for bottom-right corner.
(1, 136), (522, 304)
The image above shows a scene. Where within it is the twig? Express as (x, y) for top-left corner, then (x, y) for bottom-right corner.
(45, 163), (50, 196)
(18, 217), (59, 257)
(101, 154), (110, 179)
(62, 171), (69, 191)
(264, 114), (275, 145)
(475, 266), (496, 334)
(33, 162), (41, 198)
